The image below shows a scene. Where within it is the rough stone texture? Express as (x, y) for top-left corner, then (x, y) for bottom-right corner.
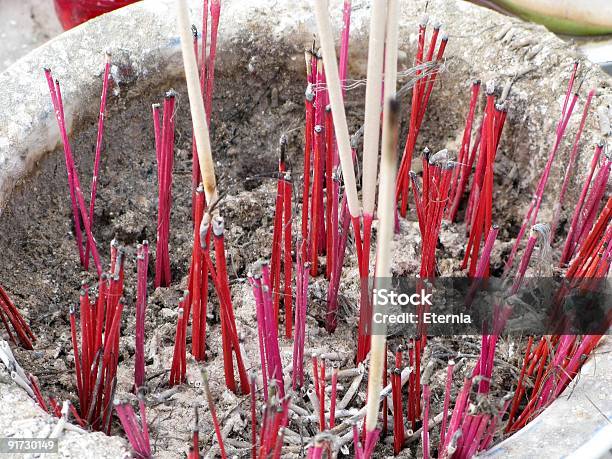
(0, 0), (610, 457)
(0, 355), (129, 458)
(0, 0), (63, 70)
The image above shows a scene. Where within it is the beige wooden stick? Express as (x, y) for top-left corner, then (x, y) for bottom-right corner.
(364, 2), (399, 428)
(361, 0), (387, 216)
(176, 0), (218, 205)
(313, 0), (360, 218)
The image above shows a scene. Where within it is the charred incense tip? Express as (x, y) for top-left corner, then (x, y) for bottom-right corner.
(305, 50), (312, 77)
(165, 89), (177, 99)
(393, 367), (401, 376)
(279, 135), (287, 164)
(142, 239), (149, 247)
(69, 304), (75, 315)
(422, 147), (431, 160)
(448, 359), (455, 366)
(212, 216), (225, 237)
(43, 66), (51, 73)
(191, 24), (198, 39)
(486, 80), (496, 95)
(104, 49), (112, 60)
(472, 78), (481, 86)
(597, 138), (606, 149)
(441, 32), (449, 42)
(419, 14), (429, 27)
(193, 404), (199, 429)
(325, 104), (331, 113)
(314, 125), (323, 134)
(152, 103), (161, 110)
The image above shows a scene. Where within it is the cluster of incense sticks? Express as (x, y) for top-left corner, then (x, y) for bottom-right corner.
(462, 82), (507, 278)
(270, 137), (293, 338)
(23, 0), (612, 457)
(176, 0), (252, 396)
(413, 149), (458, 278)
(28, 373), (83, 423)
(153, 92), (177, 288)
(69, 241), (125, 432)
(303, 0), (358, 340)
(44, 67), (105, 276)
(0, 285), (35, 349)
(438, 377), (513, 458)
(249, 265), (284, 399)
(169, 293), (189, 386)
(550, 89), (596, 240)
(560, 143), (611, 265)
(447, 80), (481, 222)
(191, 0), (220, 216)
(252, 383), (290, 459)
(504, 63), (582, 277)
(115, 392), (151, 459)
(207, 216), (250, 394)
(395, 16), (448, 217)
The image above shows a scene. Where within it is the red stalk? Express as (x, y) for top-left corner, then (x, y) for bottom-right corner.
(204, 0), (220, 122)
(169, 299), (186, 386)
(301, 83), (315, 263)
(189, 186), (206, 360)
(391, 366), (404, 454)
(84, 53), (112, 269)
(561, 141), (605, 265)
(282, 172), (293, 338)
(134, 241), (149, 389)
(550, 89), (595, 240)
(504, 64), (580, 276)
(44, 68), (84, 266)
(250, 274), (269, 400)
(202, 369), (228, 459)
(0, 285), (35, 349)
(44, 71), (102, 275)
(421, 384), (431, 459)
(325, 106), (335, 280)
(270, 145), (287, 324)
(310, 123), (324, 276)
(448, 80), (481, 221)
(249, 373), (257, 459)
(329, 365), (338, 428)
(154, 92), (176, 288)
(320, 360), (327, 431)
(292, 256), (309, 389)
(208, 216), (251, 394)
